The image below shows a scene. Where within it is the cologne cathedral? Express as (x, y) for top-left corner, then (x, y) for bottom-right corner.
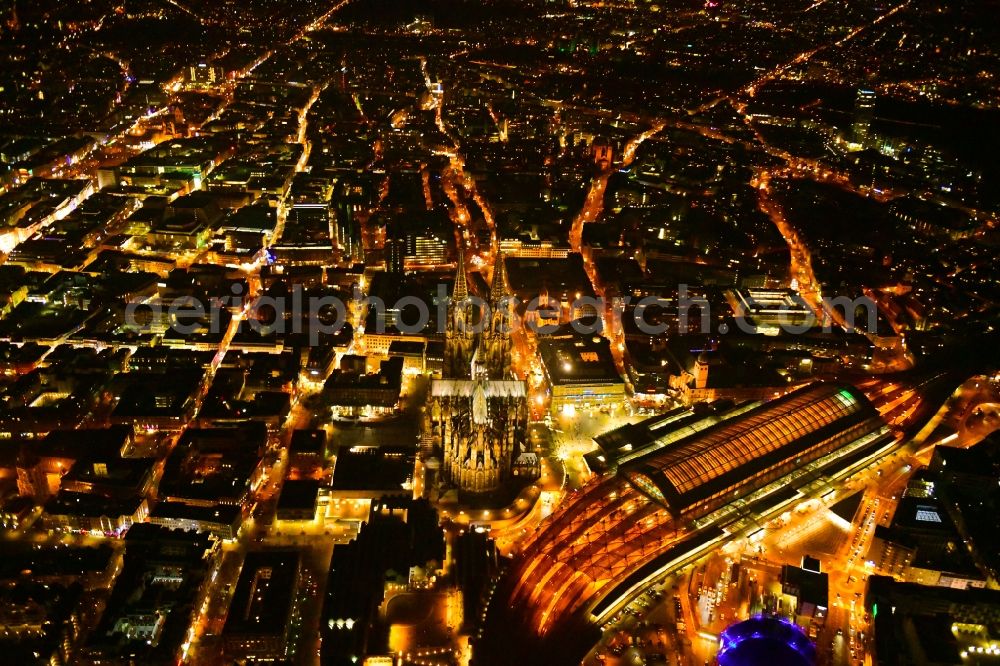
(427, 253), (529, 493)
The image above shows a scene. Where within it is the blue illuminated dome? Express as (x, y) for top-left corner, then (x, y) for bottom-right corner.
(718, 616), (817, 666)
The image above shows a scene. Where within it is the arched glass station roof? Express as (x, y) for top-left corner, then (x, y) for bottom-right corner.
(500, 383), (884, 639)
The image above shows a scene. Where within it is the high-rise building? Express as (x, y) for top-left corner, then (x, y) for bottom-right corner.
(385, 237), (405, 274)
(405, 228), (449, 266)
(427, 253), (528, 493)
(852, 88), (876, 145)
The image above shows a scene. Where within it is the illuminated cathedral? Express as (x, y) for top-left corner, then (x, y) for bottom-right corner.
(428, 252), (529, 493)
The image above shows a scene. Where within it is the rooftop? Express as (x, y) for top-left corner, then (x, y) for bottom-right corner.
(223, 550), (301, 638)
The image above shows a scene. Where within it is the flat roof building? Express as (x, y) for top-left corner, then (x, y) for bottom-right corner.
(538, 327), (624, 413)
(148, 501), (243, 540)
(329, 446), (415, 501)
(158, 424), (267, 509)
(222, 550), (303, 662)
(865, 576), (1000, 665)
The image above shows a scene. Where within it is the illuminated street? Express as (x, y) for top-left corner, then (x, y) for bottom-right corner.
(0, 1), (998, 665)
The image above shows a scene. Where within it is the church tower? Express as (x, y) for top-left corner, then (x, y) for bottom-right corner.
(477, 253), (514, 379)
(443, 248), (475, 379)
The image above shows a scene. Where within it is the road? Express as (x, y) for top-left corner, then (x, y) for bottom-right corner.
(429, 71), (498, 273)
(569, 122), (665, 254)
(175, 2), (366, 663)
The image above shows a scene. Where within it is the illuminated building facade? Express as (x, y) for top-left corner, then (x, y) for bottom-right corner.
(852, 88), (877, 145)
(442, 249), (476, 380)
(538, 329), (625, 414)
(185, 63), (225, 87)
(480, 383), (893, 663)
(476, 255), (514, 380)
(429, 254), (528, 493)
(405, 229), (449, 267)
(430, 379), (528, 493)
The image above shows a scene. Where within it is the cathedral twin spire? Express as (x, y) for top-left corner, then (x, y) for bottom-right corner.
(450, 246), (509, 306)
(443, 248), (512, 380)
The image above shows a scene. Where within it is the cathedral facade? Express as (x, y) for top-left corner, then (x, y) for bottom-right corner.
(428, 253), (529, 493)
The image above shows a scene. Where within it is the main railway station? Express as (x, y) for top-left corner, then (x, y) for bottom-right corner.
(479, 383), (895, 665)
